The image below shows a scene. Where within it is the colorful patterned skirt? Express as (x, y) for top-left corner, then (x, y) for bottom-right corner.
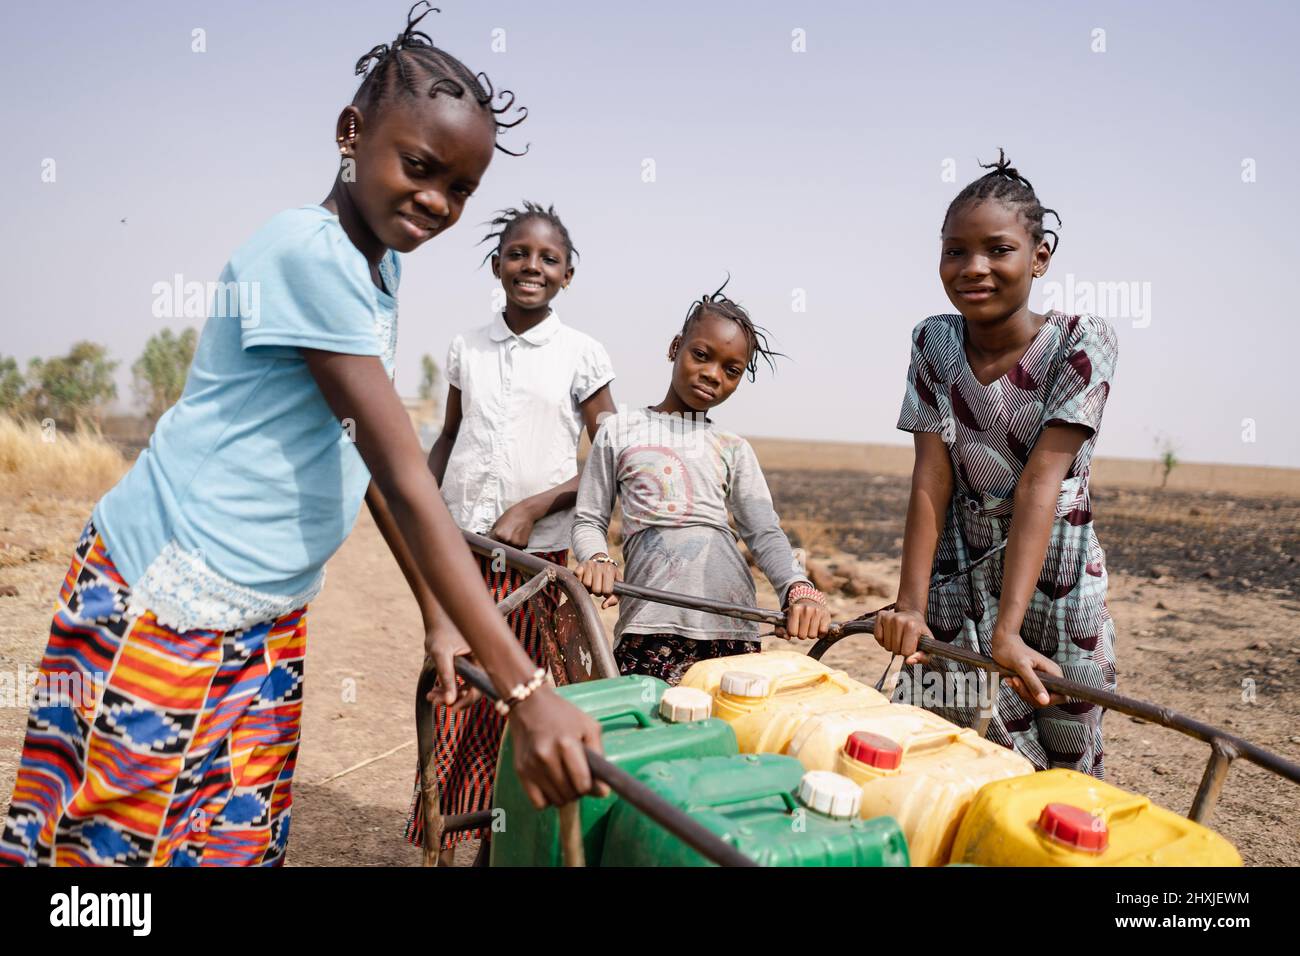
(405, 548), (567, 851)
(0, 519), (306, 867)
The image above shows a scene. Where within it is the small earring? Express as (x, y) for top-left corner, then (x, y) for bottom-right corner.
(338, 118), (357, 155)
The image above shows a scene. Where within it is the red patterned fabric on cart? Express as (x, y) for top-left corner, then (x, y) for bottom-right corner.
(404, 548), (567, 851)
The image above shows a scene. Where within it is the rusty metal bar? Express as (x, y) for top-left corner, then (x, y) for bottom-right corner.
(453, 658), (758, 868)
(462, 530), (618, 680)
(415, 657), (443, 866)
(821, 617), (1300, 789)
(609, 581), (1300, 793)
(614, 580), (787, 629)
(1189, 740), (1237, 825)
(558, 803), (586, 867)
(905, 634), (1300, 787)
(442, 810), (495, 833)
(495, 567), (555, 618)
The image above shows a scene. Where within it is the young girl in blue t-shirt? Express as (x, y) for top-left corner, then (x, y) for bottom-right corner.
(0, 3), (603, 868)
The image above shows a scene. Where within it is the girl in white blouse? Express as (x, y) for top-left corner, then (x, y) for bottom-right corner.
(404, 202), (616, 865)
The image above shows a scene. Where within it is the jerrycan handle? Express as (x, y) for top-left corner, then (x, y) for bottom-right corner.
(594, 706), (654, 728)
(900, 726), (967, 758)
(768, 670), (833, 697)
(691, 776), (801, 815)
(1100, 794), (1150, 825)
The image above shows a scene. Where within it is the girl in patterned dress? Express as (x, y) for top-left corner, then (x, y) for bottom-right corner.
(403, 203), (617, 865)
(0, 4), (606, 867)
(573, 284), (832, 684)
(876, 150), (1120, 777)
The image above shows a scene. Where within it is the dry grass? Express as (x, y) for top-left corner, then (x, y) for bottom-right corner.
(0, 415), (126, 504)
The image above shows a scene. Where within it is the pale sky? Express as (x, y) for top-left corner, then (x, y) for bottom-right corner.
(3, 0), (1297, 467)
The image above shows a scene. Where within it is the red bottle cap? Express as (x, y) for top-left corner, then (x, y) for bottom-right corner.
(843, 731), (904, 770)
(1037, 803), (1109, 853)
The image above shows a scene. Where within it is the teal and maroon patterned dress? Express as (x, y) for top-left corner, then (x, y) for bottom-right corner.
(895, 311), (1119, 777)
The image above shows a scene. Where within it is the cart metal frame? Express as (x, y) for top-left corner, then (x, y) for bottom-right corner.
(414, 532), (617, 865)
(415, 540), (1300, 865)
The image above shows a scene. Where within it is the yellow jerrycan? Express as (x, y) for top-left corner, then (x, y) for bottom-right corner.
(787, 704), (1033, 866)
(679, 651), (886, 754)
(950, 768), (1243, 866)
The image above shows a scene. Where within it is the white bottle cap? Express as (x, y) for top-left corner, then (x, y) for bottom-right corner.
(719, 670), (770, 699)
(798, 771), (862, 820)
(658, 686), (713, 723)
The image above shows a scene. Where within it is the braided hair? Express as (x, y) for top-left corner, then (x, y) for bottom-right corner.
(352, 2), (527, 156)
(942, 148), (1061, 253)
(678, 277), (784, 381)
(479, 201), (579, 266)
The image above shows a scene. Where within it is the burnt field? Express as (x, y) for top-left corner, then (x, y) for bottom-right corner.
(766, 470), (1300, 598)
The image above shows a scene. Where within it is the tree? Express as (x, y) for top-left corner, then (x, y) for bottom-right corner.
(418, 354), (441, 401)
(1154, 433), (1179, 490)
(0, 355), (24, 414)
(1159, 448), (1179, 490)
(25, 341), (118, 430)
(133, 328), (198, 423)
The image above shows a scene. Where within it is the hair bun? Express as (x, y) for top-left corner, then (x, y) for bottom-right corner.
(355, 2), (440, 76)
(979, 146), (1026, 185)
(396, 1), (439, 50)
(942, 147), (1061, 255)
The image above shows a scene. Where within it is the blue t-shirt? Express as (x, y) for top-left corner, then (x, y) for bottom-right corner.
(95, 205), (400, 600)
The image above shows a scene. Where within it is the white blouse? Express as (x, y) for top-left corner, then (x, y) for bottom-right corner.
(440, 308), (615, 552)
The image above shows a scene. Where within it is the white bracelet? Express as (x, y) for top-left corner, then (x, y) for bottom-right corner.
(494, 668), (547, 716)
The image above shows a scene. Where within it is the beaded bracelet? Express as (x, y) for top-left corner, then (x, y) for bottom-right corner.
(592, 554), (620, 567)
(784, 582), (827, 609)
(494, 667), (547, 716)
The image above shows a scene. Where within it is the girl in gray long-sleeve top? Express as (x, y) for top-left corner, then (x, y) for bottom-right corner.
(572, 283), (831, 684)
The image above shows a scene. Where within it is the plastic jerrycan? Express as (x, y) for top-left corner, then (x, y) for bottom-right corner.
(600, 753), (911, 867)
(490, 676), (736, 867)
(785, 700), (955, 772)
(791, 705), (1035, 866)
(950, 769), (1244, 867)
(679, 651), (887, 754)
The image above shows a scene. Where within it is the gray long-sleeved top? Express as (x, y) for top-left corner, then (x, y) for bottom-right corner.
(572, 407), (809, 641)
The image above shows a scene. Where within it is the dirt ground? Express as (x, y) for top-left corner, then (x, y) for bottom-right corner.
(1, 462), (1297, 867)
